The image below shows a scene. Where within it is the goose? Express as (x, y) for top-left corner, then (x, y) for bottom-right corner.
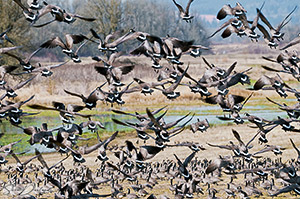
(253, 145), (286, 156)
(243, 113), (269, 128)
(40, 34), (88, 63)
(203, 94), (246, 113)
(0, 65), (18, 85)
(112, 118), (156, 142)
(172, 0), (194, 23)
(281, 33), (300, 50)
(136, 145), (164, 163)
(269, 183), (300, 197)
(64, 83), (107, 109)
(266, 96), (300, 119)
(3, 48), (43, 72)
(35, 148), (69, 177)
(190, 118), (210, 133)
(258, 6), (297, 42)
(12, 60), (70, 77)
(157, 66), (180, 82)
(11, 152), (38, 173)
(263, 116), (300, 132)
(237, 7), (261, 41)
(112, 105), (167, 122)
(0, 139), (22, 155)
(79, 119), (105, 133)
(200, 57), (236, 83)
(106, 162), (139, 182)
(19, 123), (56, 145)
(0, 94), (34, 114)
(208, 17), (242, 39)
(13, 0), (38, 23)
(125, 78), (171, 95)
(108, 81), (134, 105)
(177, 65), (212, 96)
(28, 102), (93, 124)
(205, 155), (235, 174)
(0, 27), (14, 45)
(27, 0), (43, 10)
(217, 2), (246, 20)
(174, 151), (197, 181)
(290, 139), (300, 164)
(168, 142), (205, 153)
(208, 130), (258, 160)
(96, 131), (118, 161)
(0, 46), (22, 54)
(162, 37), (209, 63)
(93, 55), (135, 87)
(34, 1), (95, 27)
(154, 66), (189, 99)
(0, 75), (37, 100)
(260, 65), (300, 81)
(90, 28), (136, 52)
(251, 74), (291, 97)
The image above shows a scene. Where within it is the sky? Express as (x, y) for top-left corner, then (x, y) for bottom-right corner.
(172, 0), (300, 25)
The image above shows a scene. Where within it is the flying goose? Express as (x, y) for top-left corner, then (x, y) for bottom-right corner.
(290, 138), (300, 164)
(12, 60), (70, 77)
(154, 66), (189, 99)
(217, 2), (247, 20)
(79, 119), (105, 133)
(253, 145), (286, 156)
(252, 74), (291, 97)
(34, 1), (95, 27)
(13, 0), (38, 23)
(19, 123), (57, 145)
(90, 28), (136, 52)
(238, 8), (261, 41)
(258, 6), (297, 42)
(0, 75), (37, 100)
(0, 94), (34, 114)
(125, 78), (171, 95)
(174, 151), (197, 181)
(0, 139), (22, 155)
(112, 105), (167, 122)
(0, 65), (18, 85)
(266, 97), (300, 119)
(269, 183), (300, 197)
(28, 102), (93, 124)
(208, 18), (242, 39)
(168, 141), (205, 152)
(0, 27), (14, 45)
(40, 34), (88, 63)
(205, 155), (235, 174)
(172, 0), (194, 23)
(203, 94), (246, 113)
(0, 46), (22, 54)
(96, 131), (118, 161)
(11, 152), (38, 173)
(208, 130), (258, 161)
(64, 83), (107, 109)
(93, 56), (135, 87)
(27, 0), (43, 10)
(190, 118), (210, 133)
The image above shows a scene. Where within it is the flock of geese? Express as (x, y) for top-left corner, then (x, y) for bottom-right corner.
(1, 0), (300, 198)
